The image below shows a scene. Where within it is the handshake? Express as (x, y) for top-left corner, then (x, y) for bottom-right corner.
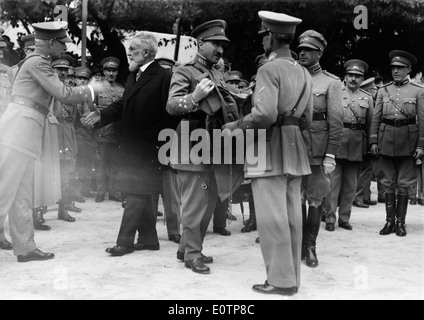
(79, 78), (109, 127)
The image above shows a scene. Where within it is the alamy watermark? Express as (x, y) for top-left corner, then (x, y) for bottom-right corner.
(158, 123), (267, 175)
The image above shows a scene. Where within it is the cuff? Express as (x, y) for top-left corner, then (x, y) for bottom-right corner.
(87, 85), (95, 102)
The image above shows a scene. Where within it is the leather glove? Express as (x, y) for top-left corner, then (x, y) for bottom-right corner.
(414, 148), (424, 160)
(323, 156), (336, 176)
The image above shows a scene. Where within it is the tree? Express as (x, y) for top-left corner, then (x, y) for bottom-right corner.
(1, 0), (424, 83)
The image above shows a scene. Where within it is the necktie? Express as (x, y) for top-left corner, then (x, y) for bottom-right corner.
(136, 70), (142, 82)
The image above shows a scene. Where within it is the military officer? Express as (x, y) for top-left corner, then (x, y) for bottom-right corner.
(0, 36), (11, 117)
(297, 30), (344, 268)
(354, 77), (380, 208)
(167, 19), (240, 274)
(370, 50), (424, 237)
(93, 56), (125, 203)
(52, 54), (83, 222)
(0, 21), (102, 262)
(224, 11), (313, 296)
(21, 34), (36, 56)
(327, 59), (374, 230)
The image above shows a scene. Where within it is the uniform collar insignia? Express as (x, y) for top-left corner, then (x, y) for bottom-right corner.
(307, 63), (322, 75)
(195, 53), (212, 69)
(395, 78), (409, 86)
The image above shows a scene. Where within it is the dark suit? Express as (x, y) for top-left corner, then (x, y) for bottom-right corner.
(98, 60), (172, 247)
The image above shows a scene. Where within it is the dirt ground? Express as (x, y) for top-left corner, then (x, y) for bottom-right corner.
(0, 182), (423, 301)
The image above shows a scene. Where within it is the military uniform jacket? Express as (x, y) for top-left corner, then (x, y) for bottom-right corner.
(370, 80), (424, 157)
(94, 82), (125, 144)
(337, 87), (373, 161)
(0, 63), (10, 117)
(301, 65), (344, 165)
(167, 54), (239, 173)
(0, 48), (92, 159)
(53, 99), (78, 162)
(236, 48), (313, 178)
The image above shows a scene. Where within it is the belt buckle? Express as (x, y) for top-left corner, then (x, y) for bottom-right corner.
(351, 123), (357, 130)
(393, 119), (399, 127)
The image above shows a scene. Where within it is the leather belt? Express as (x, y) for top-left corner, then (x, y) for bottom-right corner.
(382, 118), (416, 127)
(11, 95), (49, 117)
(274, 115), (300, 127)
(313, 111), (328, 121)
(343, 122), (366, 130)
(57, 116), (73, 124)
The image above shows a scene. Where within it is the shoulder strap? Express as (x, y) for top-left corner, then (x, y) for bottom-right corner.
(383, 85), (411, 118)
(10, 54), (43, 89)
(290, 66), (308, 116)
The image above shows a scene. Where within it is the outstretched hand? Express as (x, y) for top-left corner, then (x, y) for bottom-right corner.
(83, 109), (101, 127)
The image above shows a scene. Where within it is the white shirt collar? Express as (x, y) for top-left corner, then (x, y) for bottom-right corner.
(140, 60), (154, 73)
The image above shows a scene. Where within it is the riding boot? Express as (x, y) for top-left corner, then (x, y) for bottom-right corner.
(379, 193), (396, 235)
(33, 207), (51, 231)
(304, 206), (322, 268)
(65, 188), (82, 213)
(301, 204), (308, 260)
(58, 191), (76, 222)
(395, 194), (408, 237)
(241, 206), (257, 233)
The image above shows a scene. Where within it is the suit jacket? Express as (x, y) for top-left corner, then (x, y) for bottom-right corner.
(0, 48), (92, 159)
(99, 60), (172, 195)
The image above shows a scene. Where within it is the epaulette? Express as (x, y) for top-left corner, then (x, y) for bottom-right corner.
(359, 88), (372, 96)
(410, 81), (424, 89)
(114, 83), (125, 90)
(381, 81), (393, 88)
(183, 60), (196, 66)
(322, 70), (340, 80)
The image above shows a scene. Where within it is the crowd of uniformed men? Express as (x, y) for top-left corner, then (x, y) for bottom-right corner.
(0, 9), (423, 297)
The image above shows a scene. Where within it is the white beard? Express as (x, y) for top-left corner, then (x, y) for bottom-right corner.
(129, 60), (139, 72)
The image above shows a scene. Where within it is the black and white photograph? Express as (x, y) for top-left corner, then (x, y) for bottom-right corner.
(0, 0), (423, 304)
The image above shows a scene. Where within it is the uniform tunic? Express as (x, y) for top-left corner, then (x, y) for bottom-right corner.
(301, 64), (344, 206)
(167, 53), (240, 261)
(234, 48), (313, 289)
(327, 87), (373, 225)
(94, 82), (125, 196)
(0, 47), (92, 256)
(370, 79), (424, 194)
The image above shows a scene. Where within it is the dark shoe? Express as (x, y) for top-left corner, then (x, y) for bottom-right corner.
(17, 249), (54, 263)
(363, 199), (377, 206)
(380, 221), (396, 235)
(65, 202), (82, 213)
(252, 281), (297, 296)
(213, 227), (231, 236)
(58, 210), (76, 223)
(241, 219), (257, 233)
(0, 240), (13, 250)
(325, 223), (335, 232)
(395, 222), (407, 237)
(255, 237), (260, 243)
(95, 194), (105, 203)
(410, 199), (417, 205)
(109, 194), (123, 202)
(34, 223), (51, 231)
(353, 201), (369, 208)
(419, 199), (424, 206)
(339, 222), (353, 230)
(156, 211), (164, 217)
(304, 247), (319, 268)
(133, 243), (160, 251)
(73, 195), (86, 203)
(378, 197), (386, 203)
(106, 245), (134, 256)
(168, 234), (181, 244)
(227, 212), (237, 221)
(185, 258), (210, 274)
(177, 251), (213, 264)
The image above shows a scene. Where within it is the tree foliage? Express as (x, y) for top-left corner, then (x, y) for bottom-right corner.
(1, 0), (424, 83)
